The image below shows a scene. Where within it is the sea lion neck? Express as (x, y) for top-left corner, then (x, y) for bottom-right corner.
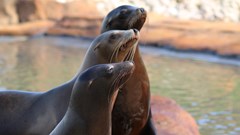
(76, 105), (112, 135)
(78, 48), (105, 73)
(69, 86), (114, 135)
(134, 46), (142, 61)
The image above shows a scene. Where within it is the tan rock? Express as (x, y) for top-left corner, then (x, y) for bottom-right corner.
(40, 0), (64, 21)
(47, 16), (102, 37)
(141, 13), (240, 56)
(0, 0), (18, 25)
(16, 0), (46, 23)
(0, 20), (55, 36)
(63, 0), (102, 19)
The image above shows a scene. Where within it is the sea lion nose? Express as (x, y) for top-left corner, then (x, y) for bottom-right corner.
(125, 61), (134, 66)
(133, 29), (138, 34)
(124, 61), (135, 71)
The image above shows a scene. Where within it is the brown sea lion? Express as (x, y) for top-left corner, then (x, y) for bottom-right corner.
(0, 29), (139, 135)
(101, 5), (156, 135)
(50, 61), (135, 135)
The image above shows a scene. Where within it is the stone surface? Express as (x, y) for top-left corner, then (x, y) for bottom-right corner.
(0, 20), (55, 36)
(151, 95), (200, 135)
(0, 0), (18, 25)
(0, 0), (239, 56)
(41, 0), (64, 21)
(140, 14), (240, 56)
(16, 0), (46, 22)
(95, 0), (240, 22)
(47, 16), (102, 37)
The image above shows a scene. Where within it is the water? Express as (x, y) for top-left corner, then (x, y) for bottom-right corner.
(0, 36), (239, 135)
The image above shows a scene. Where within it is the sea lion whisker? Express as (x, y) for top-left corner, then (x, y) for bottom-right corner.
(110, 38), (125, 62)
(110, 45), (119, 63)
(129, 49), (134, 60)
(125, 44), (136, 61)
(124, 52), (130, 61)
(107, 73), (122, 103)
(115, 47), (120, 62)
(126, 49), (133, 61)
(131, 43), (137, 59)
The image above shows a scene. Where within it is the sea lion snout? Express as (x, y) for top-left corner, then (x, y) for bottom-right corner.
(122, 61), (134, 71)
(112, 61), (135, 76)
(117, 61), (135, 75)
(112, 61), (135, 88)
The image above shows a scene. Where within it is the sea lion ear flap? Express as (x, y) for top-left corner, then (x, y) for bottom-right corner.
(106, 18), (112, 28)
(93, 42), (101, 51)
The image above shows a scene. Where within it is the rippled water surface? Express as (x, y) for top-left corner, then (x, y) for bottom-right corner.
(0, 36), (239, 135)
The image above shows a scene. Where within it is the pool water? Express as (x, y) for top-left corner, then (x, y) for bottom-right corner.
(0, 36), (239, 135)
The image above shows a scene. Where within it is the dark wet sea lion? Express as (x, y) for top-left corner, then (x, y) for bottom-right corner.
(0, 29), (139, 135)
(50, 61), (135, 135)
(101, 5), (156, 135)
(101, 5), (146, 33)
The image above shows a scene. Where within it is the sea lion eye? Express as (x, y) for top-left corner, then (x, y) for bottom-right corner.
(107, 21), (112, 27)
(106, 66), (114, 74)
(110, 34), (117, 40)
(120, 9), (127, 14)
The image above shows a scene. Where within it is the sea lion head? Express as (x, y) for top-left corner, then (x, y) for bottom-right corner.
(71, 61), (135, 108)
(92, 29), (139, 63)
(101, 5), (147, 33)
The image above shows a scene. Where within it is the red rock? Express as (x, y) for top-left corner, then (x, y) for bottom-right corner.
(151, 95), (200, 135)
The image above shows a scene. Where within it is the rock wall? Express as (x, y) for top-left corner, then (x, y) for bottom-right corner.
(16, 0), (46, 22)
(0, 0), (18, 25)
(0, 0), (240, 56)
(0, 0), (239, 25)
(96, 0), (240, 22)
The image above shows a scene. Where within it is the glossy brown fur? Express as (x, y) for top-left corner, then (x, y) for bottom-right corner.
(101, 5), (156, 135)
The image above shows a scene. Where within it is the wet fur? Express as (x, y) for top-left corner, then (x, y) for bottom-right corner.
(50, 62), (134, 135)
(0, 30), (139, 135)
(101, 5), (157, 135)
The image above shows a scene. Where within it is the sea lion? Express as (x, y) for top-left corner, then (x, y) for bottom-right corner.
(0, 29), (139, 135)
(50, 61), (135, 135)
(101, 5), (157, 135)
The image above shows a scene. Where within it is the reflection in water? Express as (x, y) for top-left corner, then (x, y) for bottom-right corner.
(0, 36), (239, 135)
(0, 37), (86, 91)
(144, 55), (240, 135)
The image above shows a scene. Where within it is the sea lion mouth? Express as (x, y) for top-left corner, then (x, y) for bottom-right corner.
(109, 32), (138, 63)
(108, 63), (134, 102)
(119, 37), (138, 52)
(109, 68), (133, 95)
(122, 36), (138, 61)
(118, 69), (133, 86)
